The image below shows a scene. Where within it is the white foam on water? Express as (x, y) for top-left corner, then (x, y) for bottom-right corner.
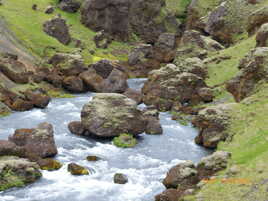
(24, 110), (46, 120)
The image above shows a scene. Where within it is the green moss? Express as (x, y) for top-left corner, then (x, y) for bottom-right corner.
(40, 159), (63, 171)
(47, 89), (74, 98)
(0, 169), (25, 191)
(113, 133), (137, 148)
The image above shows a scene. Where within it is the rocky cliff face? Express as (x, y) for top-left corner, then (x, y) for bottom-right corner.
(81, 0), (180, 43)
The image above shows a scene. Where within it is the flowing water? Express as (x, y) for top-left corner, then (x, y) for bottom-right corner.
(0, 79), (210, 201)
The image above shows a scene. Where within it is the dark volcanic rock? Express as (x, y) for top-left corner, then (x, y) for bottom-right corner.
(58, 0), (81, 13)
(43, 16), (71, 45)
(80, 0), (180, 43)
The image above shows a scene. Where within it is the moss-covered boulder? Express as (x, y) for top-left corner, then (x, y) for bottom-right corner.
(81, 93), (146, 138)
(113, 134), (137, 148)
(142, 63), (212, 111)
(67, 163), (89, 175)
(0, 156), (42, 191)
(192, 104), (235, 148)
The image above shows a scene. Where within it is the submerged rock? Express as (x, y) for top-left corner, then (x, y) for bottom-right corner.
(68, 163), (89, 175)
(0, 156), (42, 192)
(38, 158), (62, 171)
(113, 133), (137, 148)
(86, 155), (101, 161)
(114, 173), (128, 184)
(81, 93), (146, 138)
(68, 121), (85, 135)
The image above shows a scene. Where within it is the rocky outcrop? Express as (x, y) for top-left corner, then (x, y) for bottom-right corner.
(80, 93), (146, 137)
(58, 0), (81, 13)
(9, 122), (58, 158)
(0, 156), (42, 191)
(256, 23), (268, 47)
(43, 16), (71, 45)
(248, 6), (268, 35)
(123, 88), (142, 104)
(157, 151), (231, 200)
(142, 63), (212, 111)
(80, 0), (180, 43)
(226, 47), (268, 102)
(192, 104), (234, 148)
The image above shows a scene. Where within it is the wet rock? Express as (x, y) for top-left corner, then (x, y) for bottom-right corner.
(163, 161), (198, 189)
(67, 163), (89, 175)
(114, 173), (128, 184)
(197, 151), (231, 178)
(256, 23), (268, 47)
(58, 0), (81, 13)
(128, 44), (153, 66)
(155, 189), (181, 201)
(9, 122), (58, 158)
(143, 107), (162, 135)
(142, 63), (211, 111)
(80, 0), (179, 43)
(0, 156), (42, 191)
(113, 133), (137, 148)
(192, 104), (234, 148)
(63, 76), (85, 93)
(45, 6), (54, 14)
(0, 140), (24, 157)
(43, 16), (71, 45)
(226, 47), (268, 102)
(81, 93), (146, 138)
(101, 69), (129, 93)
(0, 56), (30, 84)
(79, 68), (104, 92)
(68, 121), (86, 135)
(123, 88), (142, 104)
(38, 158), (62, 171)
(86, 155), (101, 161)
(24, 89), (51, 109)
(44, 71), (63, 88)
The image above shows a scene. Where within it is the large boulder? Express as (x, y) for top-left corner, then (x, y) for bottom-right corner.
(79, 68), (104, 92)
(142, 63), (212, 111)
(63, 76), (85, 93)
(80, 93), (146, 137)
(43, 16), (71, 45)
(23, 89), (51, 109)
(248, 6), (268, 35)
(0, 140), (24, 157)
(80, 0), (180, 43)
(58, 0), (81, 13)
(0, 156), (42, 191)
(192, 104), (234, 148)
(162, 161), (198, 190)
(155, 189), (182, 201)
(226, 47), (268, 102)
(9, 122), (58, 158)
(143, 107), (163, 135)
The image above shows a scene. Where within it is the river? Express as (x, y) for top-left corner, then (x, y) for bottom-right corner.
(0, 79), (210, 201)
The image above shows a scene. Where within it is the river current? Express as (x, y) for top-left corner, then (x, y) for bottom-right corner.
(0, 79), (210, 201)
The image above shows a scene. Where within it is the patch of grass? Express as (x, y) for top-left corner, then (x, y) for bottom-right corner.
(47, 89), (74, 98)
(0, 0), (131, 64)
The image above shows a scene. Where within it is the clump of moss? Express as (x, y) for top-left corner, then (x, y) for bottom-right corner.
(113, 133), (137, 148)
(47, 90), (74, 98)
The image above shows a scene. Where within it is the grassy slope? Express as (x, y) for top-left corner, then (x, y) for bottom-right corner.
(184, 29), (268, 201)
(0, 0), (131, 64)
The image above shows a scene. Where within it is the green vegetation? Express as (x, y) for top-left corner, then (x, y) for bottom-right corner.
(0, 0), (131, 64)
(40, 159), (63, 171)
(0, 169), (24, 191)
(166, 0), (191, 20)
(113, 134), (137, 148)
